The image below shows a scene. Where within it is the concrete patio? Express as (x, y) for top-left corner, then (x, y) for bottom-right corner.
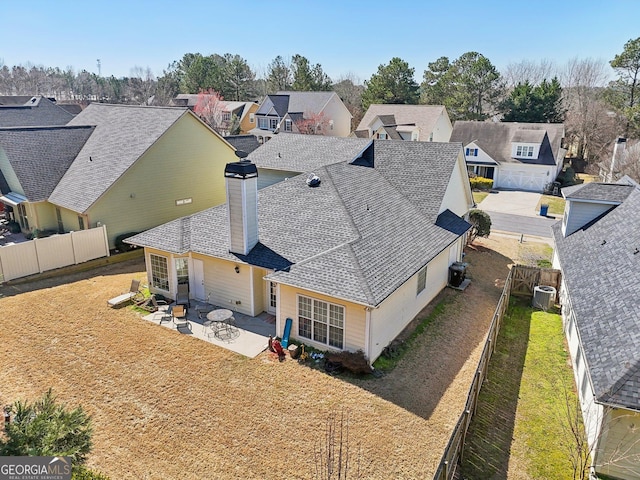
(141, 299), (275, 358)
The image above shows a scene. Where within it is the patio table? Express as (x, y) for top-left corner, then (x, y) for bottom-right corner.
(206, 309), (237, 340)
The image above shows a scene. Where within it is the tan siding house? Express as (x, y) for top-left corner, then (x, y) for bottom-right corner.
(128, 136), (474, 363)
(46, 104), (237, 248)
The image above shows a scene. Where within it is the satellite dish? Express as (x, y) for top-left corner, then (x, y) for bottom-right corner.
(235, 150), (248, 159)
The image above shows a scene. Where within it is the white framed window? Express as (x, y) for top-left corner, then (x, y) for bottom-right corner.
(378, 132), (387, 139)
(284, 119), (292, 132)
(150, 254), (169, 291)
(249, 113), (255, 123)
(222, 112), (231, 122)
(78, 216), (85, 230)
(269, 118), (278, 130)
(298, 295), (344, 349)
(258, 117), (268, 129)
(175, 258), (189, 285)
(329, 120), (334, 130)
(417, 265), (427, 295)
(516, 145), (534, 157)
(465, 148), (478, 157)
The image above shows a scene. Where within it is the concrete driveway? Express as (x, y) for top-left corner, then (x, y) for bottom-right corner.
(477, 190), (542, 217)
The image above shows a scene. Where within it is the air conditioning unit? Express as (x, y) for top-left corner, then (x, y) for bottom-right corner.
(532, 285), (556, 310)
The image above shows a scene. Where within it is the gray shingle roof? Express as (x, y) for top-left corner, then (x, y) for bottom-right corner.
(275, 91), (336, 115)
(128, 138), (468, 306)
(0, 126), (94, 201)
(0, 96), (76, 127)
(450, 121), (564, 166)
(357, 104), (447, 138)
(224, 135), (260, 155)
(562, 182), (634, 203)
(248, 133), (371, 172)
(552, 188), (640, 411)
(49, 104), (188, 213)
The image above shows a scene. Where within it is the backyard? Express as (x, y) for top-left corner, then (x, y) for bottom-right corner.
(0, 235), (555, 479)
(459, 300), (580, 479)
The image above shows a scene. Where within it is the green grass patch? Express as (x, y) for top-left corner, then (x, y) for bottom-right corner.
(538, 194), (566, 216)
(372, 300), (448, 372)
(460, 298), (581, 479)
(473, 191), (489, 205)
(511, 301), (579, 479)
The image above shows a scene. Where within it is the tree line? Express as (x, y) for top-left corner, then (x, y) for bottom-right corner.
(1, 37), (639, 168)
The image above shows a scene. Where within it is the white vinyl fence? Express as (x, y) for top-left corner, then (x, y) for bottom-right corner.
(0, 225), (110, 282)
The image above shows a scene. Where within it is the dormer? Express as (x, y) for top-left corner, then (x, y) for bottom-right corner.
(510, 129), (545, 160)
(561, 183), (635, 237)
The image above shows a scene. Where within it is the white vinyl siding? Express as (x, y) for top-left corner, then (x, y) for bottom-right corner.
(417, 266), (427, 295)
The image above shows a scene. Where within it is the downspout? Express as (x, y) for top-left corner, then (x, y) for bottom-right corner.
(365, 306), (372, 362)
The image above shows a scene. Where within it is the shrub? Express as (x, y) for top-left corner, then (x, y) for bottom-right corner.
(468, 209), (491, 244)
(325, 350), (372, 375)
(114, 232), (139, 252)
(470, 176), (494, 191)
(0, 389), (93, 464)
(7, 220), (20, 233)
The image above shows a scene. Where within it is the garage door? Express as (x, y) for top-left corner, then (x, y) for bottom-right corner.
(498, 170), (546, 191)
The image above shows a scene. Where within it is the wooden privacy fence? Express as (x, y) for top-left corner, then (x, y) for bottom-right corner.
(511, 264), (561, 296)
(433, 268), (513, 480)
(0, 225), (110, 282)
(432, 264), (561, 479)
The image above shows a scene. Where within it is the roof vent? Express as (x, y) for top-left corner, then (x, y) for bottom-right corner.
(306, 173), (321, 187)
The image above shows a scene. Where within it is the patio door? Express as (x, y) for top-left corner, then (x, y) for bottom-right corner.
(267, 281), (277, 314)
(192, 259), (205, 301)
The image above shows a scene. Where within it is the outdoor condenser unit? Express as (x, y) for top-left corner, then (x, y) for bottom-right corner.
(532, 285), (556, 310)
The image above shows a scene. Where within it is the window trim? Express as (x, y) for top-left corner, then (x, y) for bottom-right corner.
(284, 119), (292, 132)
(150, 253), (169, 291)
(297, 294), (345, 349)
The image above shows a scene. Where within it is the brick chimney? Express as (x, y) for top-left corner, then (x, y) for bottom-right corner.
(225, 160), (259, 255)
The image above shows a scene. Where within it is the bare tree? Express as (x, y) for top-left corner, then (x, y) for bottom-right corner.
(557, 380), (640, 480)
(129, 66), (156, 105)
(503, 59), (558, 88)
(561, 57), (619, 162)
(333, 73), (365, 130)
(314, 409), (360, 480)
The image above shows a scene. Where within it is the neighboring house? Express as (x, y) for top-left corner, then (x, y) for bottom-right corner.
(552, 180), (640, 479)
(450, 121), (566, 192)
(170, 95), (259, 135)
(224, 134), (261, 156)
(126, 137), (474, 363)
(353, 104), (452, 142)
(0, 125), (95, 230)
(0, 95), (76, 127)
(0, 103), (238, 248)
(248, 133), (371, 189)
(249, 91), (352, 143)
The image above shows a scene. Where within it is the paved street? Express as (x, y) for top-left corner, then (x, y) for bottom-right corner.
(476, 190), (561, 238)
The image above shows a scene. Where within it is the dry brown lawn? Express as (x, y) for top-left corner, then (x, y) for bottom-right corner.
(0, 234), (551, 479)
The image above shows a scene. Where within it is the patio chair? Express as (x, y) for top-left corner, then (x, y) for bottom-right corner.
(171, 305), (190, 331)
(138, 294), (169, 313)
(107, 279), (142, 307)
(176, 283), (190, 309)
(195, 293), (214, 319)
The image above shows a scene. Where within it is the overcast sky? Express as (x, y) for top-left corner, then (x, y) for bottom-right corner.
(2, 0), (638, 82)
